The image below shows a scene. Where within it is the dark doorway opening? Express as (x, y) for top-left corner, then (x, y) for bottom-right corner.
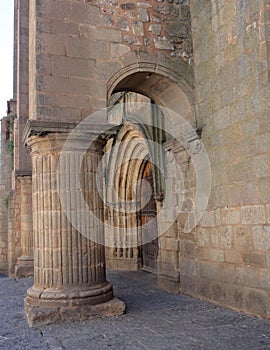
(139, 160), (158, 274)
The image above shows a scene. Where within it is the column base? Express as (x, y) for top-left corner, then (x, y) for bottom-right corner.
(15, 256), (34, 278)
(25, 282), (125, 327)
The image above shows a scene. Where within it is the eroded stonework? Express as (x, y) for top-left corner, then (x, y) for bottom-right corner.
(1, 0), (270, 325)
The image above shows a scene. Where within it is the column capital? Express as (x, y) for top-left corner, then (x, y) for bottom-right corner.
(23, 119), (108, 153)
(23, 120), (77, 146)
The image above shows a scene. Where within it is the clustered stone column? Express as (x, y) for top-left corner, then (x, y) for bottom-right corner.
(24, 123), (125, 326)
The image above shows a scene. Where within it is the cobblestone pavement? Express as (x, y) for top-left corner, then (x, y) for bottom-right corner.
(1, 270), (270, 349)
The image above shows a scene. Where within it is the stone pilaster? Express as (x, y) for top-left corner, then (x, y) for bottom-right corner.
(24, 123), (124, 326)
(15, 174), (34, 278)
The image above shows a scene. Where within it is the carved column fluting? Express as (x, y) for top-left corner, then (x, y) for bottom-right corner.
(15, 175), (34, 278)
(24, 129), (125, 327)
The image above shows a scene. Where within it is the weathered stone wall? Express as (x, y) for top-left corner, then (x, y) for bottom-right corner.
(28, 0), (193, 121)
(5, 0), (33, 278)
(263, 0), (270, 80)
(15, 0), (31, 172)
(185, 0), (270, 318)
(5, 0), (269, 322)
(0, 116), (14, 275)
(7, 174), (22, 277)
(23, 1), (196, 324)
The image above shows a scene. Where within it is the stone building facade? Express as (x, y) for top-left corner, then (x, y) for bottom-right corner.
(0, 0), (270, 325)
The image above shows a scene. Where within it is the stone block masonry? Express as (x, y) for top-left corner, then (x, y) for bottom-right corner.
(188, 0), (270, 319)
(0, 116), (13, 275)
(1, 0), (270, 326)
(29, 0), (193, 123)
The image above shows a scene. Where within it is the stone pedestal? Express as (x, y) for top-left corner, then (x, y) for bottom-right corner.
(15, 256), (34, 278)
(24, 124), (125, 327)
(15, 175), (34, 278)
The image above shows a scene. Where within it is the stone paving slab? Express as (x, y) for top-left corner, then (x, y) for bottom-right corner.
(0, 271), (270, 349)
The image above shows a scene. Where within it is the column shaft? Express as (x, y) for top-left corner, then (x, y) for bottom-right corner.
(15, 176), (34, 278)
(25, 133), (125, 326)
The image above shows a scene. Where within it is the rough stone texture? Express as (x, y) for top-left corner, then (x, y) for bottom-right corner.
(15, 0), (31, 172)
(14, 175), (34, 278)
(1, 271), (270, 349)
(1, 0), (270, 325)
(25, 296), (125, 328)
(27, 0), (193, 123)
(4, 0), (33, 279)
(8, 173), (23, 277)
(0, 116), (13, 275)
(188, 0), (270, 319)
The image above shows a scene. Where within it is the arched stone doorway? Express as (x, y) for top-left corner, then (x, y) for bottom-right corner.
(104, 96), (160, 273)
(104, 101), (160, 274)
(105, 65), (196, 291)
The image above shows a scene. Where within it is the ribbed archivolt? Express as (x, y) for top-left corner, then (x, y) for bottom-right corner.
(105, 123), (149, 266)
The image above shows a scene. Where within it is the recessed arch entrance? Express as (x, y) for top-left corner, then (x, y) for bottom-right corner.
(107, 62), (195, 127)
(104, 119), (152, 271)
(104, 62), (196, 291)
